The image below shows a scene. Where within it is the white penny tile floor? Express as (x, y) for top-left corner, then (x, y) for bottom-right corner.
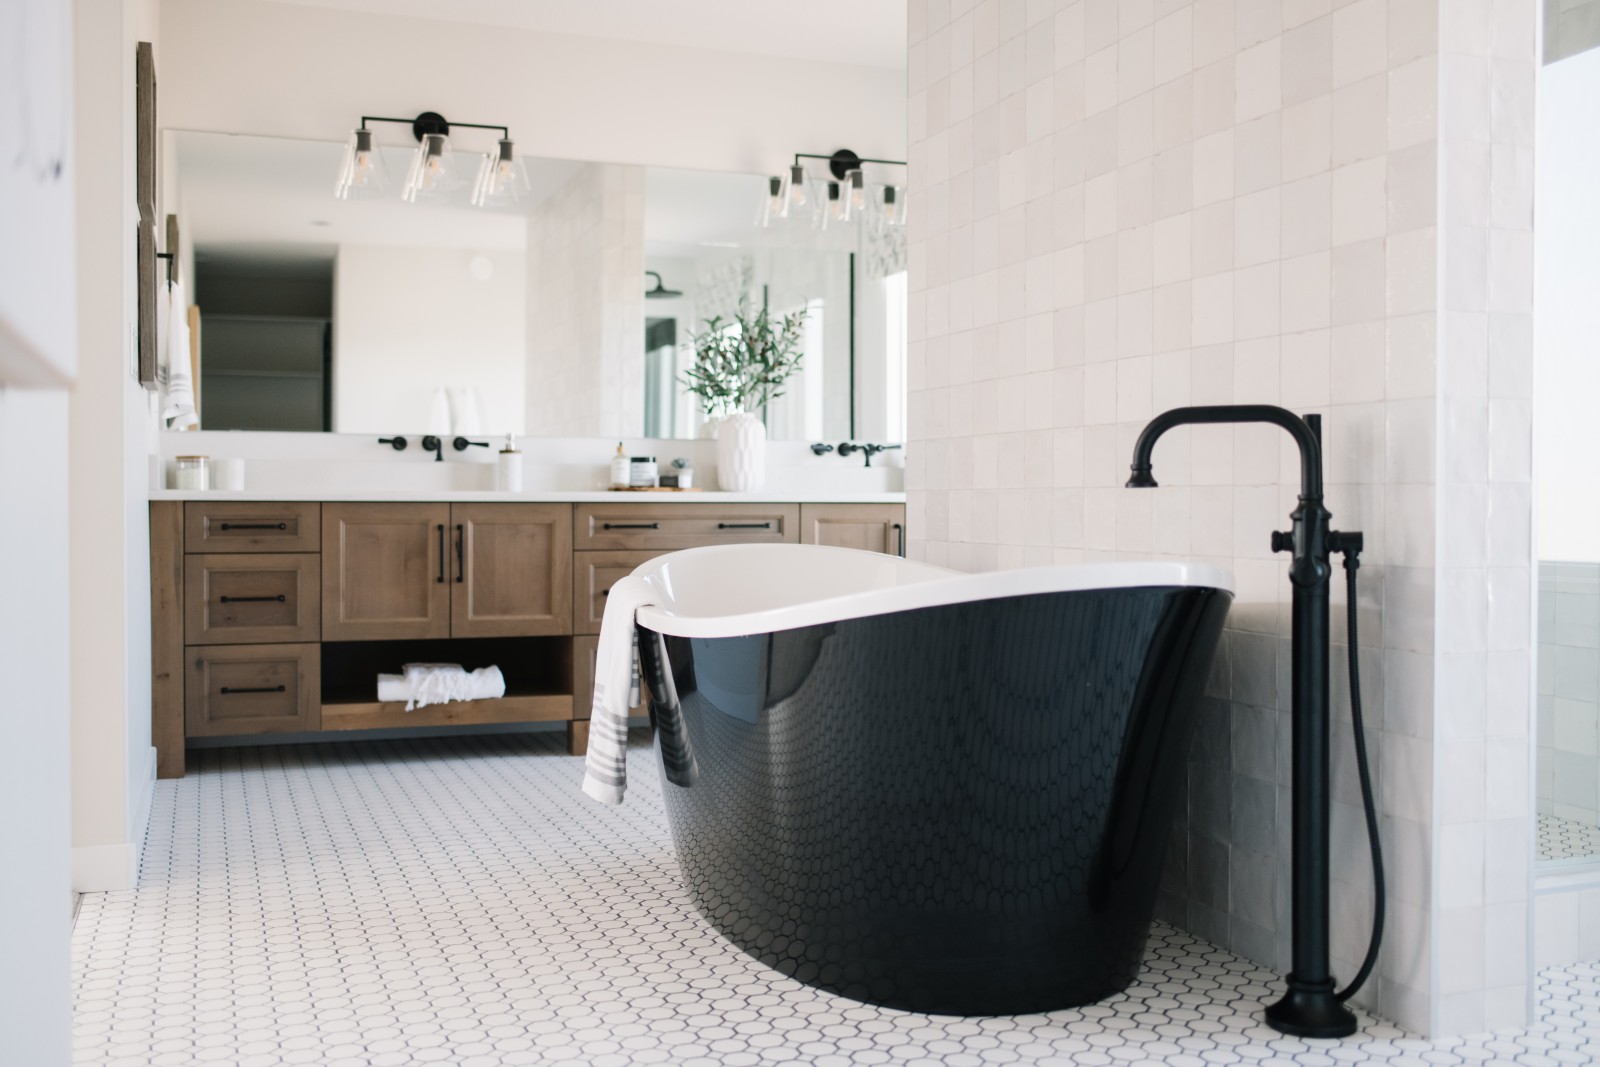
(73, 732), (1600, 1066)
(1538, 813), (1600, 863)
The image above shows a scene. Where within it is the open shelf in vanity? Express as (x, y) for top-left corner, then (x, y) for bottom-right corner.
(150, 496), (905, 778)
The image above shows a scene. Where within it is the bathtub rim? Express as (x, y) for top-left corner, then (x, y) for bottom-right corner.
(631, 543), (1234, 640)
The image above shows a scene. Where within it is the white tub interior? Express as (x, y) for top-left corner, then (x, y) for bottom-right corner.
(632, 544), (1235, 639)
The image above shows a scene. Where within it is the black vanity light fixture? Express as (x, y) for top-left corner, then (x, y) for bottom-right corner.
(333, 112), (528, 207)
(761, 148), (907, 233)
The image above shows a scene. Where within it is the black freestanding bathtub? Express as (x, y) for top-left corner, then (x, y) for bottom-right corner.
(628, 545), (1233, 1016)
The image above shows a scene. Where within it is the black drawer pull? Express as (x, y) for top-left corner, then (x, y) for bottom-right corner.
(220, 685), (285, 695)
(455, 523), (464, 583)
(602, 522), (660, 530)
(218, 595), (286, 604)
(718, 522), (772, 529)
(436, 524), (445, 583)
(219, 522), (287, 531)
(894, 522), (905, 557)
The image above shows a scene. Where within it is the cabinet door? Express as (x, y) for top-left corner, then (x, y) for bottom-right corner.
(799, 504), (907, 556)
(451, 503), (572, 637)
(322, 503), (451, 640)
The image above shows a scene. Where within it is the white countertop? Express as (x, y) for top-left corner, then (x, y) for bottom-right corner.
(149, 489), (906, 504)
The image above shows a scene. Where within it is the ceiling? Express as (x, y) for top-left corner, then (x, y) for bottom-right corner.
(254, 0), (908, 71)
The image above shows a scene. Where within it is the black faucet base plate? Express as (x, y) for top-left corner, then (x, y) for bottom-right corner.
(1265, 979), (1358, 1038)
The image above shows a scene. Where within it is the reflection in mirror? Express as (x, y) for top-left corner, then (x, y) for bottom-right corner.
(164, 131), (906, 441)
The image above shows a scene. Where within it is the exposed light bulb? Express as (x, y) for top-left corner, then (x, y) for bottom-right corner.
(333, 128), (389, 200)
(402, 132), (457, 203)
(470, 138), (529, 208)
(843, 169), (866, 221)
(876, 184), (906, 233)
(757, 174), (786, 228)
(820, 179), (846, 230)
(784, 163), (810, 214)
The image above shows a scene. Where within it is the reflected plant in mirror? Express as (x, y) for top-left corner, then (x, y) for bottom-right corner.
(680, 303), (807, 418)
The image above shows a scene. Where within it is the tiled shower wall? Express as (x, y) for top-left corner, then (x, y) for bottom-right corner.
(1539, 562), (1600, 825)
(904, 0), (1536, 1038)
(525, 164), (645, 438)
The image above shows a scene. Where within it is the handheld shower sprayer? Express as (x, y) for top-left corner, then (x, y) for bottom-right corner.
(1126, 405), (1384, 1039)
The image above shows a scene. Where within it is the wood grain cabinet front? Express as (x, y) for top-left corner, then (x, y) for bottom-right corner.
(574, 503), (798, 550)
(798, 503), (907, 556)
(323, 502), (574, 641)
(573, 550), (659, 635)
(322, 503), (451, 641)
(185, 643), (320, 737)
(184, 553), (320, 645)
(451, 503), (572, 637)
(184, 501), (320, 553)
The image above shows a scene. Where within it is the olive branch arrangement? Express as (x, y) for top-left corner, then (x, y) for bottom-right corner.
(679, 302), (808, 417)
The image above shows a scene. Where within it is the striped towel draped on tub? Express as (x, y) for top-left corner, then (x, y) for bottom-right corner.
(581, 575), (653, 805)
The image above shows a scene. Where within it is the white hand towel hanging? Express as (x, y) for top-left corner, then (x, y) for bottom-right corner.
(161, 279), (199, 430)
(427, 387), (451, 434)
(582, 574), (655, 805)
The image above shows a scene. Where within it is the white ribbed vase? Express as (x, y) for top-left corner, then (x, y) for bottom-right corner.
(716, 411), (767, 492)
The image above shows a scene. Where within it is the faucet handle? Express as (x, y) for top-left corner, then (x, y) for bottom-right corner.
(378, 436), (408, 451)
(1270, 530), (1294, 554)
(453, 436), (490, 452)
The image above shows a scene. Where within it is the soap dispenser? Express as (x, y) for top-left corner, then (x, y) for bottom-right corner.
(610, 442), (630, 489)
(496, 433), (522, 492)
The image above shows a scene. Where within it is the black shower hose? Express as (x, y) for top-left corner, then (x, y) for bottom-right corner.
(1334, 546), (1384, 1003)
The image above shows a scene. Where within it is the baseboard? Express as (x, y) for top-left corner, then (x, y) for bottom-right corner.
(127, 744), (156, 885)
(71, 746), (156, 893)
(71, 842), (137, 892)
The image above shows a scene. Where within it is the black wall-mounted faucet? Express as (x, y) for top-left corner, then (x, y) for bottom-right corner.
(421, 435), (444, 462)
(453, 437), (489, 452)
(1126, 404), (1378, 1040)
(378, 436), (408, 451)
(837, 442), (903, 468)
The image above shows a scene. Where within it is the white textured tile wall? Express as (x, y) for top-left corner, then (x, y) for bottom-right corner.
(526, 164), (645, 438)
(905, 0), (1537, 1038)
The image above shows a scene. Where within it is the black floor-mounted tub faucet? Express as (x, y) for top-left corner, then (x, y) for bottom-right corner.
(1127, 404), (1382, 1039)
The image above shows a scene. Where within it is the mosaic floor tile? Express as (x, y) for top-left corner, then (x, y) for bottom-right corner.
(71, 732), (1600, 1066)
(1538, 813), (1600, 863)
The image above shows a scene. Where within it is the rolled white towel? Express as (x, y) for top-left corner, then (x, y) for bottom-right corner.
(378, 663), (506, 710)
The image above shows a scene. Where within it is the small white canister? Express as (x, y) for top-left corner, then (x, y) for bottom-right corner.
(173, 456), (209, 491)
(629, 456), (658, 488)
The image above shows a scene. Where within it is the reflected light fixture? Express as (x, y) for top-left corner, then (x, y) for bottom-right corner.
(783, 162), (811, 221)
(760, 148), (907, 232)
(471, 138), (530, 207)
(842, 168), (866, 221)
(333, 112), (519, 208)
(819, 179), (846, 230)
(333, 128), (389, 199)
(876, 184), (906, 234)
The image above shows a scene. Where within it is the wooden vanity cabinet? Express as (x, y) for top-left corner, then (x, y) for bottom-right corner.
(154, 497), (905, 777)
(799, 503), (907, 556)
(322, 503), (452, 641)
(452, 503), (571, 638)
(323, 502), (572, 641)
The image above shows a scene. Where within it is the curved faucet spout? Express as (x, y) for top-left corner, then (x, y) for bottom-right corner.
(1125, 404), (1323, 500)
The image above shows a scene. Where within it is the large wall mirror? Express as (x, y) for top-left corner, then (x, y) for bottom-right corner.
(162, 130), (908, 442)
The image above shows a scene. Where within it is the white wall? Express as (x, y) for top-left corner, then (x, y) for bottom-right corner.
(904, 0), (1536, 1039)
(156, 0), (905, 177)
(333, 245), (526, 434)
(1534, 48), (1600, 564)
(69, 0), (159, 894)
(0, 387), (74, 1067)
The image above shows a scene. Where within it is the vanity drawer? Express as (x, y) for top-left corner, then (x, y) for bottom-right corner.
(185, 501), (321, 553)
(574, 551), (660, 634)
(185, 643), (320, 737)
(574, 503), (798, 551)
(185, 554), (320, 645)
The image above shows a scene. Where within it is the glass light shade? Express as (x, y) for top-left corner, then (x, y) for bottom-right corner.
(333, 128), (389, 200)
(818, 180), (846, 230)
(470, 138), (530, 207)
(842, 168), (867, 221)
(401, 132), (458, 203)
(876, 184), (906, 233)
(757, 174), (786, 228)
(782, 162), (812, 221)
